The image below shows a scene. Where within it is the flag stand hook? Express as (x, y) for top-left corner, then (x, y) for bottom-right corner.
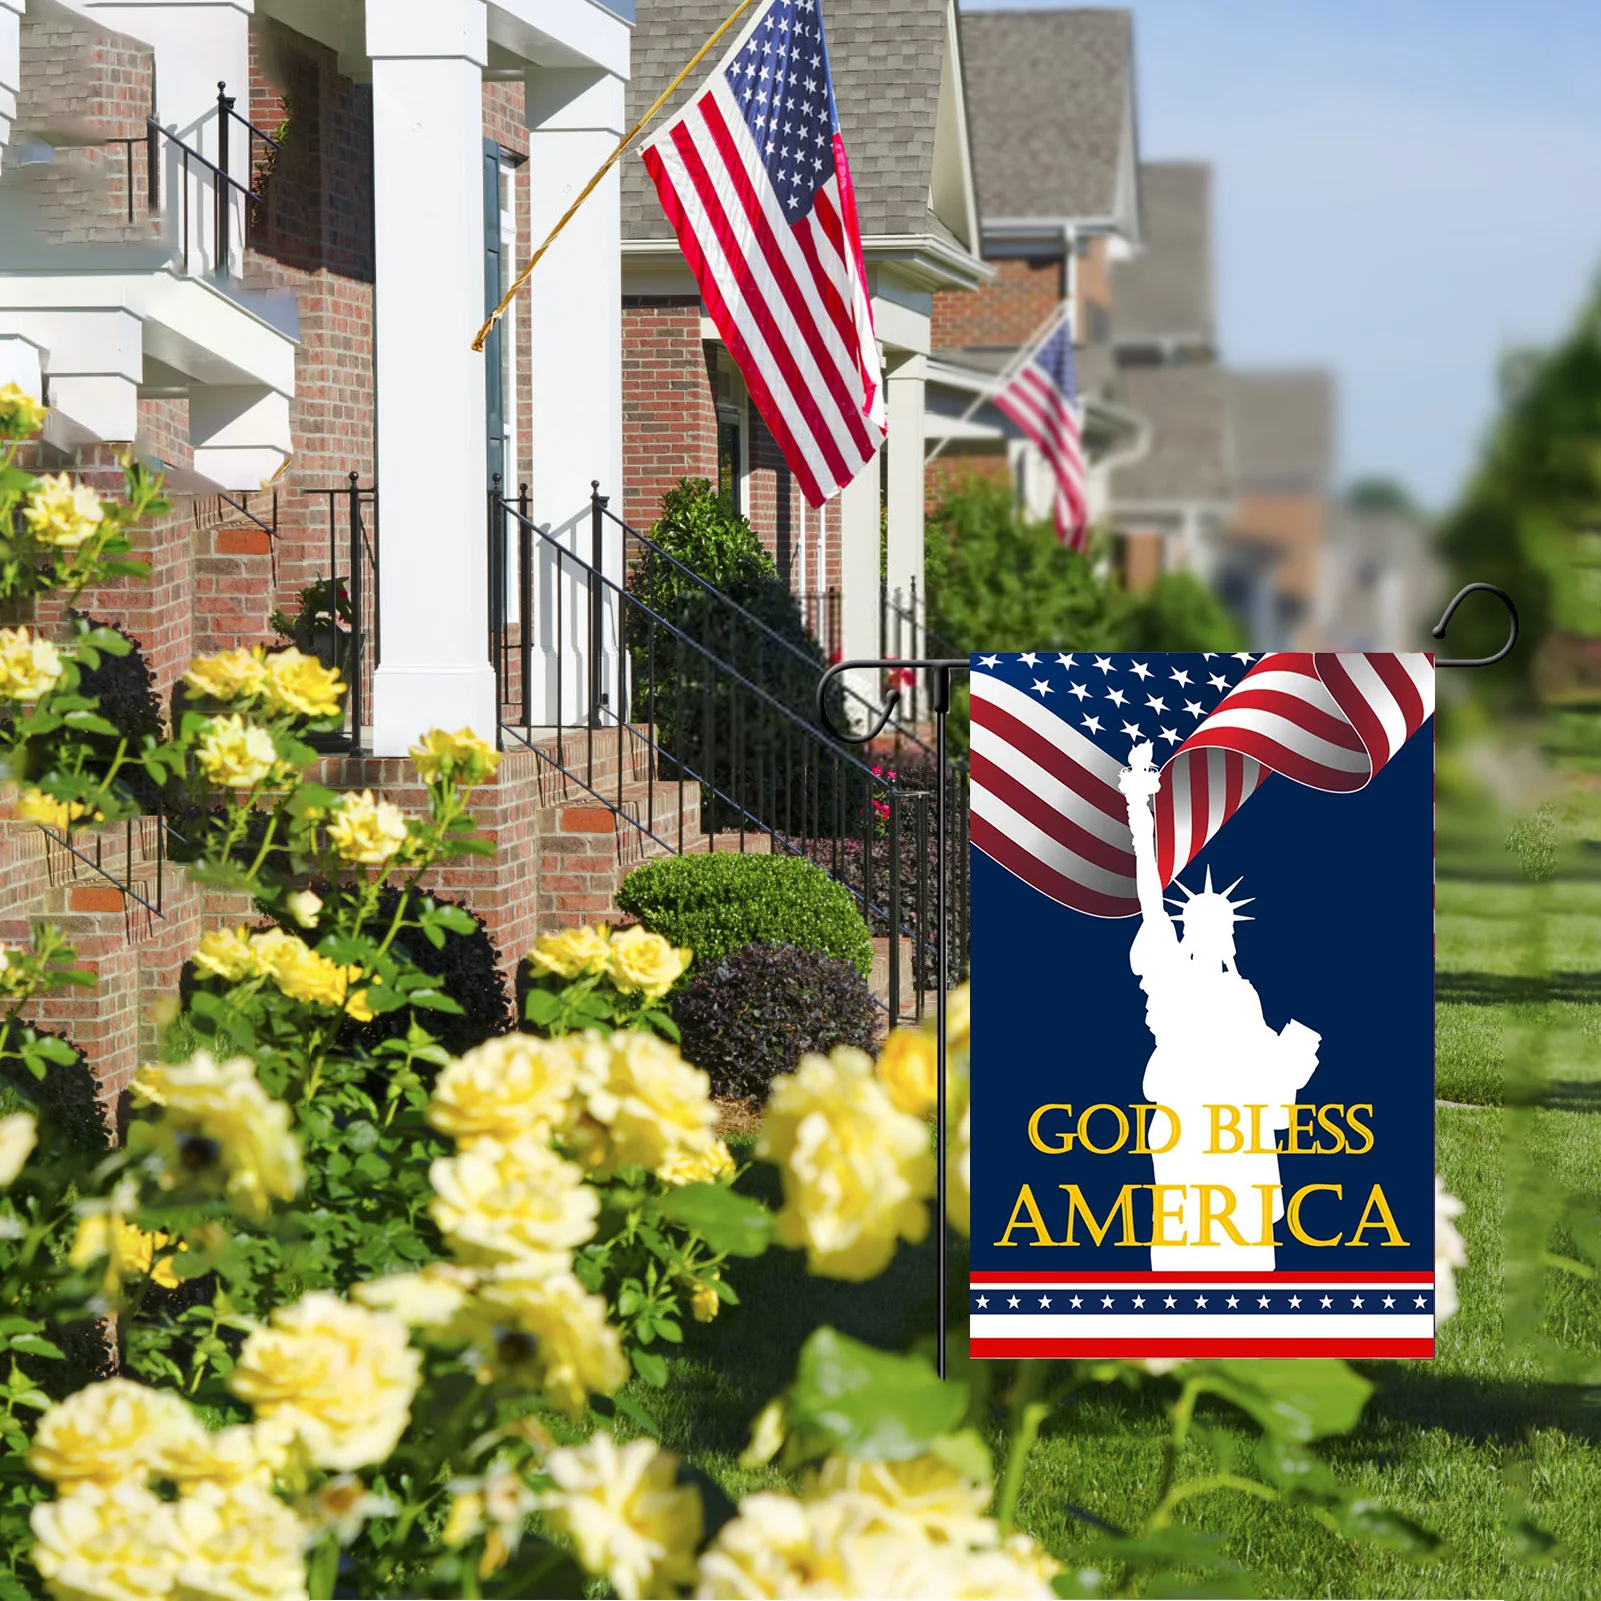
(812, 582), (1515, 1382)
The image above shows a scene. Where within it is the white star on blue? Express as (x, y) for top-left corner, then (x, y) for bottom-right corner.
(726, 0), (837, 216)
(968, 653), (1257, 757)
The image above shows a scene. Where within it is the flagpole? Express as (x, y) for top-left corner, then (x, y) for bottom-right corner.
(922, 299), (1072, 468)
(471, 0), (757, 352)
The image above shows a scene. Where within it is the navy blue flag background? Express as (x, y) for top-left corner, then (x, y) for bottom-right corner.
(968, 650), (1436, 1359)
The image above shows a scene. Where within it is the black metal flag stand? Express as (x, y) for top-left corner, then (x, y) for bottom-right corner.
(816, 582), (1518, 1380)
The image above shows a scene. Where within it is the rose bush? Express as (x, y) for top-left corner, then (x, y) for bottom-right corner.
(0, 395), (1463, 1598)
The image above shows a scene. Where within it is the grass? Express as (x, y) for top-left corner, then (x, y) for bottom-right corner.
(573, 777), (1601, 1599)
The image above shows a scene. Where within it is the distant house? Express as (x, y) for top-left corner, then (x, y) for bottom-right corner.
(1106, 160), (1338, 647)
(926, 6), (1144, 528)
(618, 0), (985, 665)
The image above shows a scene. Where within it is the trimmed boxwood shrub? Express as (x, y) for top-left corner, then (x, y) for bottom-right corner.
(60, 613), (166, 813)
(617, 853), (873, 978)
(0, 1028), (111, 1157)
(671, 941), (880, 1101)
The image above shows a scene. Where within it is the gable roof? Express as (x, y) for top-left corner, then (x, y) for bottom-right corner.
(959, 8), (1135, 225)
(1111, 161), (1212, 347)
(1230, 370), (1335, 492)
(621, 0), (962, 244)
(1109, 364), (1232, 505)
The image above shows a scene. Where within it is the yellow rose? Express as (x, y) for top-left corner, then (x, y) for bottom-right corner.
(192, 927), (258, 982)
(606, 925), (691, 1000)
(876, 1026), (938, 1119)
(802, 1454), (995, 1548)
(183, 647), (268, 704)
(29, 1378), (206, 1488)
(131, 1052), (303, 1220)
(429, 1136), (599, 1266)
(540, 1434), (703, 1601)
(0, 626), (65, 702)
(353, 1262), (479, 1332)
(0, 1110), (37, 1185)
(303, 1474), (394, 1548)
(758, 1047), (935, 1281)
(466, 1267), (628, 1417)
(569, 1029), (719, 1180)
(271, 944), (358, 1010)
(22, 472), (104, 549)
(443, 1467), (537, 1579)
(244, 926), (306, 979)
(325, 789), (408, 866)
(69, 1215), (187, 1292)
(527, 923), (614, 982)
(228, 1292), (421, 1472)
(262, 647), (344, 719)
(425, 1033), (578, 1147)
(409, 726), (500, 785)
(658, 1137), (736, 1188)
(30, 1481), (178, 1600)
(697, 1491), (937, 1599)
(165, 1418), (294, 1495)
(0, 381), (48, 439)
(15, 788), (87, 831)
(690, 1282), (722, 1323)
(284, 890), (322, 929)
(196, 714), (278, 790)
(170, 1479), (309, 1601)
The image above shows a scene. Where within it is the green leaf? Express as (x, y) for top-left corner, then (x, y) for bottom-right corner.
(929, 1427), (993, 1487)
(632, 1348), (669, 1387)
(523, 990), (562, 1026)
(1337, 1501), (1442, 1555)
(657, 1184), (773, 1257)
(1187, 1359), (1373, 1441)
(7, 1335), (64, 1361)
(1253, 1435), (1338, 1502)
(790, 1328), (968, 1460)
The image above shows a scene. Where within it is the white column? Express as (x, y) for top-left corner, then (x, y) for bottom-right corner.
(525, 65), (625, 726)
(838, 451), (882, 720)
(368, 0), (497, 755)
(883, 352), (925, 654)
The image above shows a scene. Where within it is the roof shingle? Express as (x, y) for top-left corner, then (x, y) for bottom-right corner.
(1229, 370), (1335, 491)
(1109, 364), (1232, 504)
(959, 7), (1133, 224)
(621, 0), (953, 242)
(1111, 161), (1212, 345)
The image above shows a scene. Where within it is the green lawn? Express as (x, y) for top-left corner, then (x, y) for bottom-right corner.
(592, 786), (1601, 1599)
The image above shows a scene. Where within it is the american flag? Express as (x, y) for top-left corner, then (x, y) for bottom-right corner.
(970, 651), (1434, 917)
(641, 0), (885, 507)
(990, 314), (1089, 550)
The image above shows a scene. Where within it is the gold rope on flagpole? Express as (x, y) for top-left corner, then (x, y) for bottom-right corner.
(471, 0), (757, 353)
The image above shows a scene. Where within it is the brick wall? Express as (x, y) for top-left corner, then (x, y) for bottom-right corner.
(931, 254), (1064, 351)
(621, 298), (719, 531)
(1075, 235), (1112, 345)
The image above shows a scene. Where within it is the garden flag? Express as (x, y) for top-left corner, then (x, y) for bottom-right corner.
(641, 0), (886, 507)
(967, 650), (1437, 1359)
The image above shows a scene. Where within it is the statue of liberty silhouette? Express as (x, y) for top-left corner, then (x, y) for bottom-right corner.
(1118, 743), (1322, 1270)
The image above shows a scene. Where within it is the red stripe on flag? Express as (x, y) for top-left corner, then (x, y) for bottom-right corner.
(969, 698), (1127, 823)
(972, 816), (1137, 918)
(969, 751), (1136, 877)
(642, 141), (828, 507)
(971, 1339), (1436, 1359)
(670, 117), (856, 490)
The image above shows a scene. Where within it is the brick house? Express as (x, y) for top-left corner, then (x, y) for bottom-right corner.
(617, 0), (987, 671)
(0, 0), (647, 1099)
(925, 6), (1146, 528)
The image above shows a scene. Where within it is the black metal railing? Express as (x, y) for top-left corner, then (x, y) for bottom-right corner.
(880, 578), (964, 730)
(37, 811), (167, 927)
(487, 485), (968, 1018)
(797, 588), (842, 663)
(300, 473), (378, 754)
(101, 81), (281, 275)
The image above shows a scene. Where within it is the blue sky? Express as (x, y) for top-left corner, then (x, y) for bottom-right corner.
(961, 0), (1601, 507)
